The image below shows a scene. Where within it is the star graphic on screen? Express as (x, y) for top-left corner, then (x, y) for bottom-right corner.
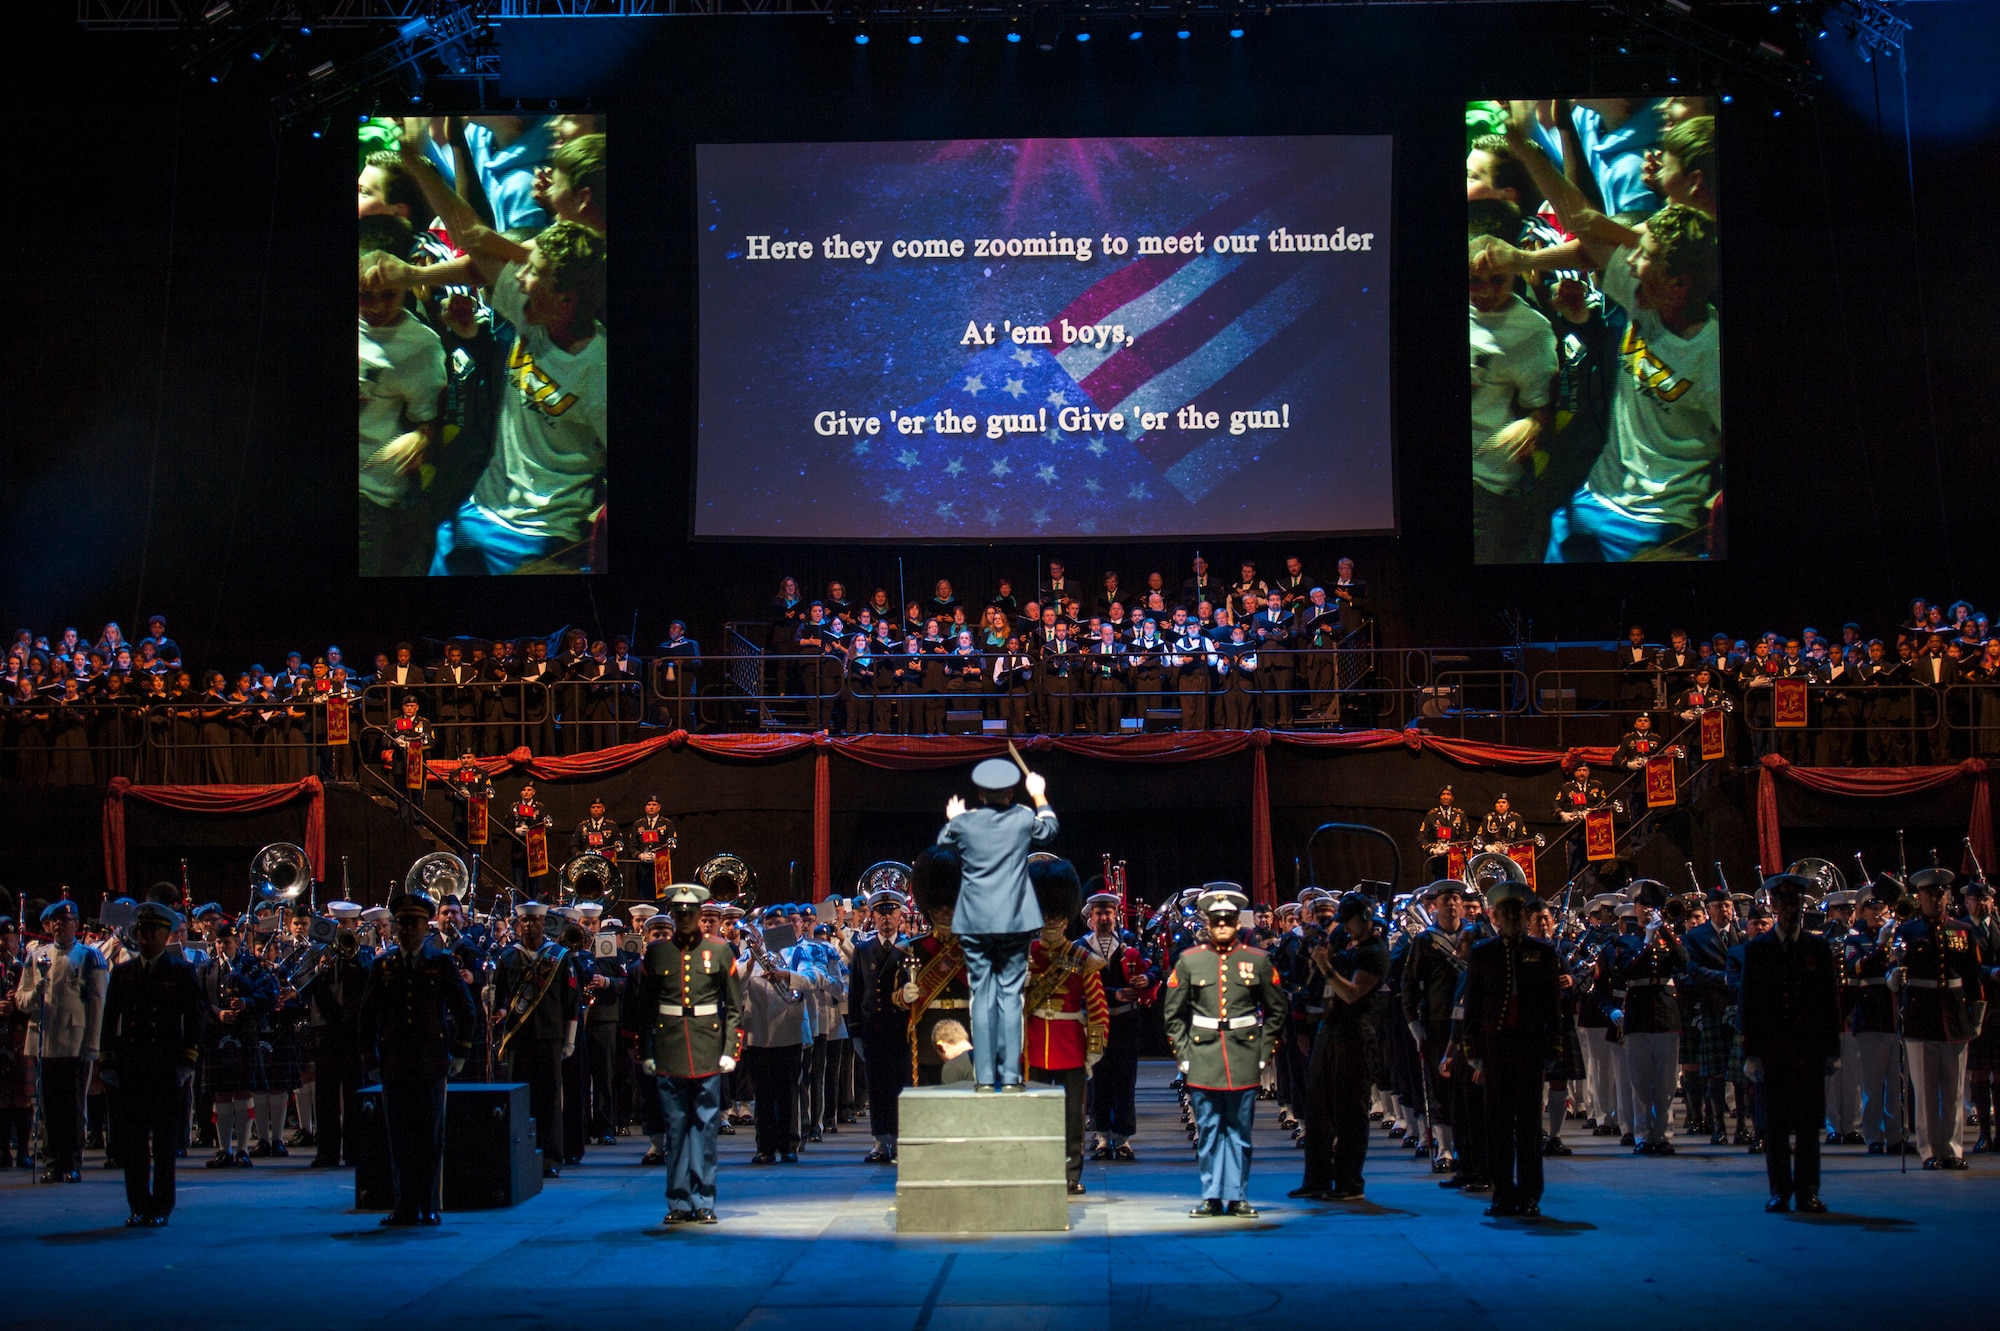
(1128, 482), (1151, 500)
(983, 506), (1003, 525)
(1045, 426), (1064, 446)
(1046, 389), (1067, 407)
(990, 457), (1012, 477)
(935, 501), (957, 521)
(852, 440), (871, 457)
(1003, 377), (1027, 399)
(1036, 464), (1058, 484)
(963, 374), (986, 395)
(1083, 477), (1103, 496)
(1011, 347), (1037, 367)
(897, 449), (920, 469)
(882, 488), (904, 504)
(1087, 436), (1107, 456)
(1032, 507), (1052, 527)
(1078, 518), (1098, 534)
(945, 457), (965, 478)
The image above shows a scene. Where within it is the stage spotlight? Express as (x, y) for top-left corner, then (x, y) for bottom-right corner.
(855, 32), (869, 44)
(956, 32), (970, 43)
(1721, 93), (1733, 102)
(250, 34), (281, 62)
(207, 59), (232, 84)
(909, 32), (922, 44)
(1007, 30), (1021, 42)
(1076, 30), (1090, 42)
(1176, 28), (1190, 39)
(1129, 29), (1142, 39)
(1229, 27), (1244, 38)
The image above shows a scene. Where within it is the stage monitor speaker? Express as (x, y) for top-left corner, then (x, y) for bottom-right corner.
(1144, 708), (1182, 733)
(945, 710), (984, 734)
(353, 1083), (544, 1211)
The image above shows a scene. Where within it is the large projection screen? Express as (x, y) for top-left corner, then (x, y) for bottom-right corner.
(694, 135), (1393, 541)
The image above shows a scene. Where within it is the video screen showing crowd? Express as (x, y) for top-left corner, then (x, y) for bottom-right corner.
(357, 114), (607, 577)
(1468, 97), (1720, 564)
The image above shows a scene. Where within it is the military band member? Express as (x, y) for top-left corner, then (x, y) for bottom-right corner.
(1290, 892), (1388, 1203)
(491, 901), (578, 1177)
(1682, 887), (1744, 1145)
(572, 797), (623, 866)
(297, 900), (372, 1166)
(1737, 873), (1842, 1213)
(100, 901), (203, 1227)
(1420, 786), (1472, 878)
(508, 782), (554, 893)
(631, 884), (744, 1225)
(1606, 881), (1686, 1154)
(1163, 887), (1285, 1217)
(630, 795), (677, 896)
(1459, 876), (1562, 1217)
(13, 899), (106, 1184)
(1081, 890), (1154, 1160)
(199, 920), (274, 1169)
(897, 848), (970, 1086)
(1402, 881), (1475, 1176)
(1614, 711), (1684, 773)
(849, 889), (912, 1161)
(1889, 867), (1982, 1169)
(382, 695), (433, 793)
(1481, 794), (1527, 847)
(1845, 882), (1913, 1154)
(1554, 764), (1610, 880)
(355, 892), (475, 1226)
(1023, 860), (1110, 1193)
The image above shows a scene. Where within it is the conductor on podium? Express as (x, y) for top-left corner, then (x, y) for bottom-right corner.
(937, 755), (1059, 1090)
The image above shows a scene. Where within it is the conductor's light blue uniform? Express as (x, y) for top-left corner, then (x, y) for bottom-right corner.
(938, 800), (1060, 1087)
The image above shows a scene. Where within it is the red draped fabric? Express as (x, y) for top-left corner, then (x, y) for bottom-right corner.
(103, 776), (324, 897)
(1756, 755), (1994, 875)
(813, 744), (832, 900)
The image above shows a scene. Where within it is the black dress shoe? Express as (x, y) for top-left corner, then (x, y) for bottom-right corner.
(1653, 1141), (1676, 1156)
(1867, 1142), (1885, 1155)
(718, 1123), (736, 1135)
(1226, 1201), (1258, 1218)
(1940, 1156), (1971, 1170)
(1620, 1132), (1636, 1147)
(750, 1153), (774, 1165)
(1922, 1157), (1939, 1170)
(1113, 1144), (1136, 1162)
(1543, 1138), (1572, 1157)
(1484, 1201), (1520, 1217)
(1765, 1195), (1790, 1213)
(1518, 1202), (1541, 1218)
(1328, 1187), (1366, 1202)
(1841, 1132), (1865, 1146)
(125, 1213), (149, 1228)
(1796, 1196), (1828, 1213)
(1633, 1143), (1652, 1157)
(380, 1211), (421, 1228)
(1824, 1130), (1841, 1146)
(543, 1165), (561, 1179)
(1067, 1181), (1086, 1195)
(61, 1169), (82, 1183)
(308, 1156), (340, 1169)
(1462, 1180), (1493, 1193)
(640, 1147), (665, 1166)
(1189, 1199), (1224, 1217)
(864, 1148), (891, 1164)
(1439, 1175), (1468, 1189)
(693, 1208), (719, 1224)
(807, 1131), (823, 1143)
(598, 1135), (617, 1148)
(419, 1212), (442, 1227)
(663, 1211), (692, 1226)
(148, 1214), (169, 1228)
(779, 1151), (799, 1163)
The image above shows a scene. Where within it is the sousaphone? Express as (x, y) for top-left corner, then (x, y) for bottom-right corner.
(696, 852), (755, 909)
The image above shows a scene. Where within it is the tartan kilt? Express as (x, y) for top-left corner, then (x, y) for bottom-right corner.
(1693, 1011), (1734, 1079)
(263, 1024), (304, 1092)
(1725, 1027), (1747, 1084)
(1549, 1016), (1586, 1083)
(200, 1032), (266, 1097)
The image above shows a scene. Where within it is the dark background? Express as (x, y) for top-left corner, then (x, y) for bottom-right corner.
(3, 3), (1994, 672)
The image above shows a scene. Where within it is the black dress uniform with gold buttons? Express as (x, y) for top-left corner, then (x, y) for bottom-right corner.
(1459, 881), (1561, 1216)
(355, 894), (476, 1225)
(100, 903), (204, 1225)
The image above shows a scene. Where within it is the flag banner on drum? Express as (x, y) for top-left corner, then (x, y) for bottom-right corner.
(1645, 755), (1677, 809)
(1773, 678), (1809, 728)
(1446, 846), (1467, 881)
(527, 826), (550, 879)
(467, 791), (488, 846)
(326, 698), (350, 744)
(1700, 708), (1726, 761)
(653, 853), (671, 897)
(1505, 841), (1537, 892)
(404, 747), (426, 791)
(1584, 808), (1617, 862)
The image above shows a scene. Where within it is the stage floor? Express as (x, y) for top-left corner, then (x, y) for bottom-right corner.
(5, 1062), (1995, 1330)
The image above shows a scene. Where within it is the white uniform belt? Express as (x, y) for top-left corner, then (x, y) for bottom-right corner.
(1032, 1007), (1084, 1021)
(1192, 1014), (1261, 1030)
(1303, 1005), (1327, 1015)
(926, 999), (970, 1010)
(1906, 978), (1964, 990)
(1860, 977), (1890, 986)
(1626, 978), (1675, 988)
(658, 1002), (720, 1017)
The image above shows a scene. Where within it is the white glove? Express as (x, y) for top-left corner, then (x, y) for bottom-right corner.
(1178, 1061), (1189, 1074)
(448, 1057), (465, 1077)
(1743, 1055), (1765, 1084)
(718, 1054), (737, 1073)
(945, 795), (967, 820)
(175, 1067), (195, 1088)
(641, 1058), (657, 1076)
(1024, 771), (1048, 801)
(1886, 967), (1907, 993)
(900, 982), (920, 1004)
(1407, 1019), (1425, 1044)
(561, 1040), (575, 1060)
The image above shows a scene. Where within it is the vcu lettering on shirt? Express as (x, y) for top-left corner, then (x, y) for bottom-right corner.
(1619, 324), (1695, 404)
(509, 340), (579, 418)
